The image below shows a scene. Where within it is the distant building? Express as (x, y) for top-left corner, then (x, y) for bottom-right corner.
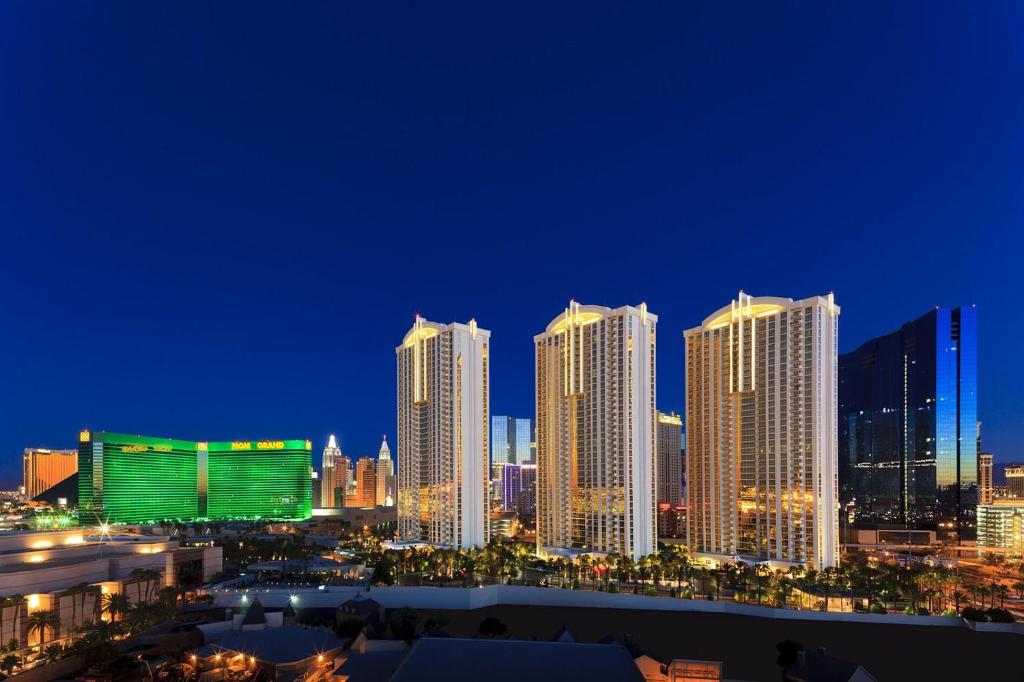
(396, 316), (490, 548)
(375, 436), (395, 506)
(23, 448), (77, 500)
(490, 510), (516, 541)
(657, 503), (686, 539)
(977, 500), (1024, 558)
(979, 453), (994, 505)
(535, 301), (657, 560)
(491, 416), (532, 465)
(686, 293), (840, 568)
(1006, 466), (1024, 499)
(656, 412), (683, 506)
(839, 306), (978, 537)
(500, 464), (523, 512)
(78, 430), (312, 523)
(356, 458), (377, 508)
(321, 435), (342, 508)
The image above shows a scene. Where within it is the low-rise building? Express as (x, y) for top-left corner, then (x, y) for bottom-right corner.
(0, 529), (222, 647)
(977, 500), (1024, 557)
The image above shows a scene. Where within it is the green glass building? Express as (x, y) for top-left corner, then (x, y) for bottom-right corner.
(78, 430), (312, 524)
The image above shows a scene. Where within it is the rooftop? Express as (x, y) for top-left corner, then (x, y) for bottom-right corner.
(389, 637), (644, 682)
(197, 625), (345, 665)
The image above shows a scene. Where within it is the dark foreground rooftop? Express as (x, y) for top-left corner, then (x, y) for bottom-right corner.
(411, 604), (1020, 682)
(197, 626), (345, 665)
(390, 637), (644, 682)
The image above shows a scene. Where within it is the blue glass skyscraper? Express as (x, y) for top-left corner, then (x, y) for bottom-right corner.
(839, 306), (978, 538)
(491, 416), (533, 465)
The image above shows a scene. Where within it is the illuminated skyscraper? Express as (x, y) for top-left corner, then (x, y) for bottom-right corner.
(376, 435), (395, 506)
(656, 412), (684, 506)
(356, 458), (377, 507)
(491, 416), (533, 465)
(686, 293), (840, 569)
(1007, 466), (1024, 499)
(321, 435), (341, 508)
(396, 316), (490, 548)
(78, 430), (311, 523)
(839, 306), (978, 537)
(23, 448), (77, 499)
(535, 301), (657, 560)
(979, 453), (993, 505)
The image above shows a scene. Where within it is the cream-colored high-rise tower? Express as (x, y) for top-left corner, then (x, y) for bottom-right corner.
(396, 316), (489, 548)
(321, 435), (341, 508)
(535, 301), (657, 560)
(685, 292), (839, 569)
(376, 436), (394, 506)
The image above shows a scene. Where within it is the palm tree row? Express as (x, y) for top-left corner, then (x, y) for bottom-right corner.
(363, 539), (1021, 618)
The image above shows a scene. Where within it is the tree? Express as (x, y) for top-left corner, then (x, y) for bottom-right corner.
(27, 609), (61, 648)
(775, 640), (803, 669)
(388, 607), (419, 642)
(0, 654), (19, 677)
(101, 592), (131, 623)
(373, 556), (396, 586)
(41, 644), (65, 665)
(478, 617), (507, 638)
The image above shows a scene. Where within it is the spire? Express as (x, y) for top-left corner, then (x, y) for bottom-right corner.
(328, 434), (338, 449)
(378, 434), (390, 459)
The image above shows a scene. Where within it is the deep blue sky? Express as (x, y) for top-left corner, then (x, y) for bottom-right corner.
(2, 2), (1022, 487)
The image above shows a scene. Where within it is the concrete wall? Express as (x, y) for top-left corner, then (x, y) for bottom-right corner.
(0, 601), (28, 647)
(0, 559), (111, 597)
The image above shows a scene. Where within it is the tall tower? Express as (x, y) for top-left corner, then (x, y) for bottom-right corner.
(979, 453), (993, 505)
(376, 435), (394, 506)
(686, 292), (840, 569)
(396, 316), (490, 548)
(356, 458), (377, 507)
(321, 435), (341, 508)
(535, 301), (657, 560)
(656, 411), (684, 506)
(839, 305), (978, 537)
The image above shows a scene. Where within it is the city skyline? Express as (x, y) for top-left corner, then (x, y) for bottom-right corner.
(3, 3), (1022, 486)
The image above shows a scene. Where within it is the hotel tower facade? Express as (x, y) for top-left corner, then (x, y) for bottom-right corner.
(685, 293), (840, 569)
(535, 301), (657, 560)
(396, 316), (490, 548)
(321, 434), (341, 508)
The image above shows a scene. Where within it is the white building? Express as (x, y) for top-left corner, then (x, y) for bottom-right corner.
(376, 436), (395, 507)
(685, 292), (839, 569)
(534, 301), (657, 560)
(396, 316), (489, 548)
(321, 434), (341, 508)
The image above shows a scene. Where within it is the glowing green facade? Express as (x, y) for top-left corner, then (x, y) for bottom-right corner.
(78, 431), (312, 524)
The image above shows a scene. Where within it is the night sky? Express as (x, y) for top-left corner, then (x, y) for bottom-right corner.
(2, 2), (1022, 487)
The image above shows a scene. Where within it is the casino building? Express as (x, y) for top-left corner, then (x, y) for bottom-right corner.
(78, 430), (312, 524)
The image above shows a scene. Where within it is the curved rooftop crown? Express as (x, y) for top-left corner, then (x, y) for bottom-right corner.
(401, 316), (445, 347)
(701, 295), (794, 330)
(545, 302), (611, 334)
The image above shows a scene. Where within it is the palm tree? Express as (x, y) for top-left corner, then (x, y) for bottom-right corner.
(101, 593), (131, 623)
(27, 609), (61, 648)
(994, 583), (1009, 609)
(128, 569), (162, 603)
